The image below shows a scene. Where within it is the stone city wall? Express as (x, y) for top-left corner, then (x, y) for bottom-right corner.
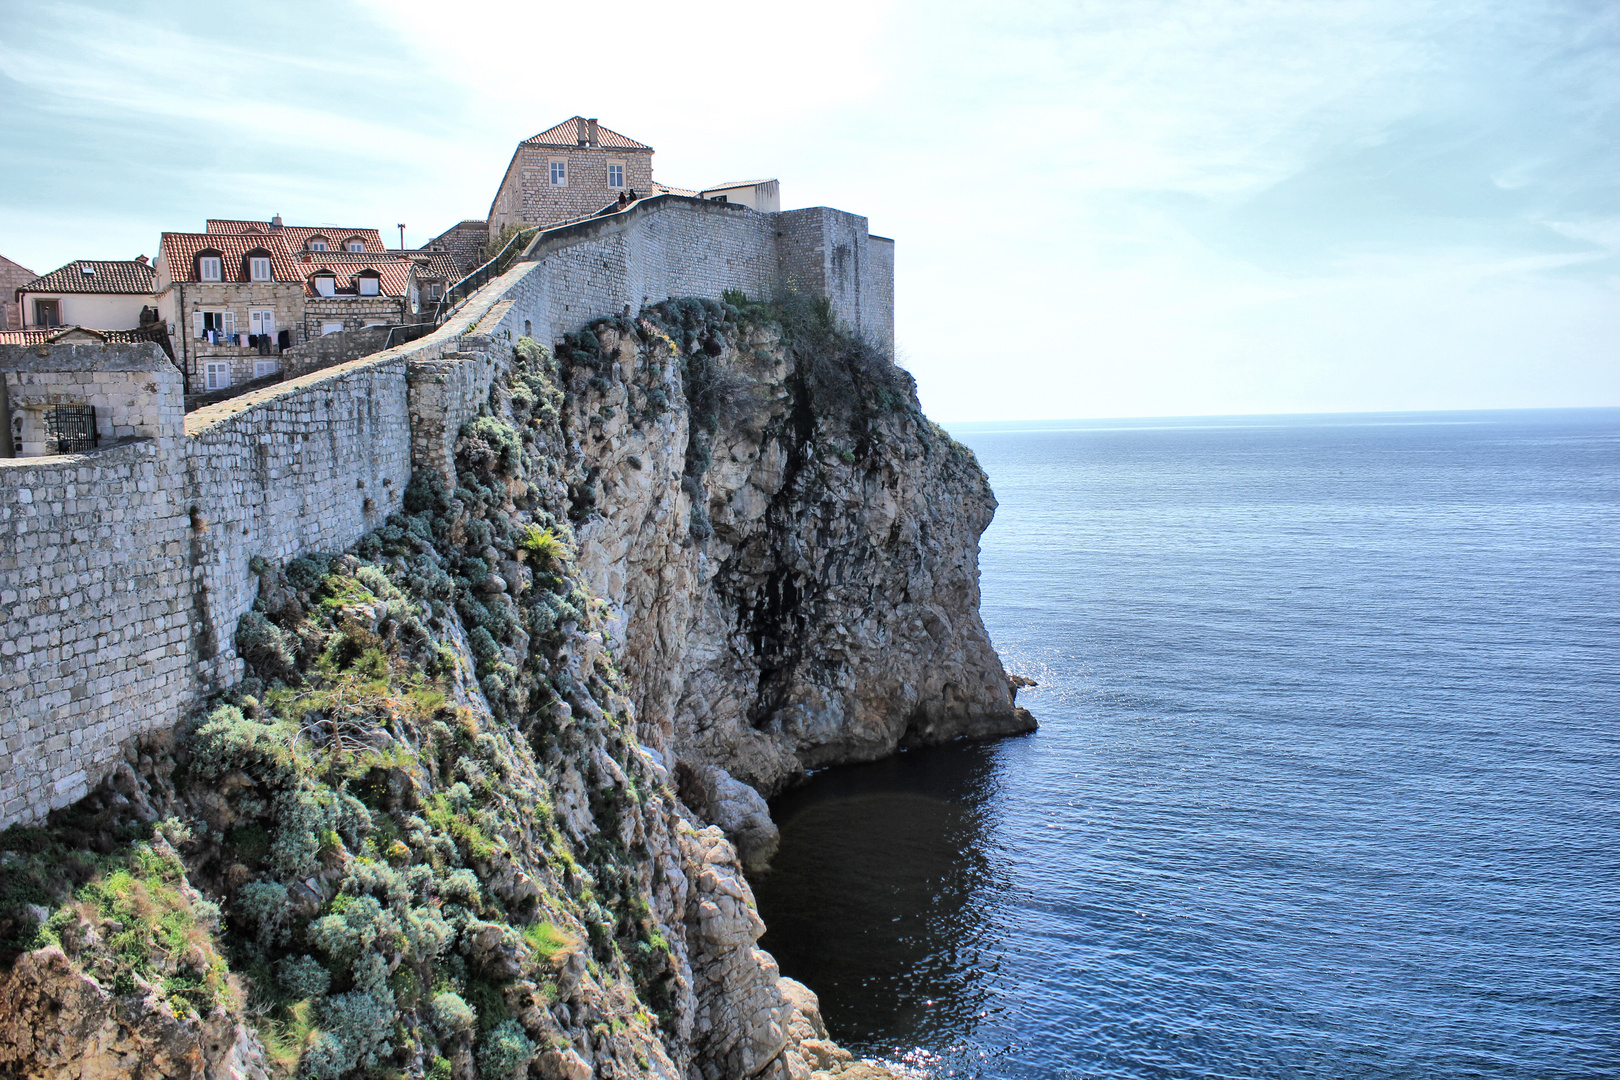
(514, 195), (895, 353)
(0, 195), (893, 827)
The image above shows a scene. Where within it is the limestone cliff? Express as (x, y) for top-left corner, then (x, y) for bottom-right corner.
(559, 297), (1033, 802)
(0, 297), (1029, 1079)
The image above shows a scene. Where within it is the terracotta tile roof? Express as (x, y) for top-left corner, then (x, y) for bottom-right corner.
(0, 325), (162, 346)
(206, 219), (387, 253)
(652, 181), (698, 197)
(292, 252), (411, 297)
(522, 117), (652, 151)
(21, 260), (156, 296)
(160, 232), (303, 283)
(0, 328), (56, 345)
(403, 251), (462, 280)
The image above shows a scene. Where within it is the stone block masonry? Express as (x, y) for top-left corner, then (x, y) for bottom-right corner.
(0, 193), (893, 828)
(515, 195), (895, 354)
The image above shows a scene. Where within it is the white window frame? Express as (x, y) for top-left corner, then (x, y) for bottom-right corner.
(254, 359), (280, 378)
(607, 162), (624, 188)
(345, 240), (365, 252)
(314, 275), (336, 297)
(549, 159), (567, 186)
(309, 240), (328, 251)
(357, 275), (380, 296)
(321, 321), (343, 336)
(194, 309), (235, 339)
(249, 308), (275, 336)
(249, 256), (271, 281)
(203, 362), (231, 391)
(198, 256), (222, 281)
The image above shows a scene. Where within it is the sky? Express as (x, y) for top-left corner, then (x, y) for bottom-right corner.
(1, 0), (1616, 421)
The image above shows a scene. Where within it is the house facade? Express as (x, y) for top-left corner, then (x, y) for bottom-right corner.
(295, 251), (411, 339)
(0, 255), (34, 330)
(488, 117), (655, 233)
(16, 259), (157, 331)
(154, 232), (305, 391)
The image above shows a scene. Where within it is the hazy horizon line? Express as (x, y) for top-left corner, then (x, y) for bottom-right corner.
(940, 404), (1620, 431)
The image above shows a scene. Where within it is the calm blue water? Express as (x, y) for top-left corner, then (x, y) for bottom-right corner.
(754, 409), (1620, 1079)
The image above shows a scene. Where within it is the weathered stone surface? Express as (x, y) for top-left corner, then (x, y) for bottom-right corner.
(0, 945), (267, 1080)
(568, 321), (1035, 798)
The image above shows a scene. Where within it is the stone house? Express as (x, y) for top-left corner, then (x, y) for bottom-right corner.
(15, 258), (158, 331)
(294, 251), (412, 339)
(422, 220), (489, 277)
(154, 231), (306, 392)
(488, 117), (655, 233)
(405, 251), (462, 318)
(0, 255), (34, 330)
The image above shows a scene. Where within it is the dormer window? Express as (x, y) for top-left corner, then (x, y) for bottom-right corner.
(308, 238), (328, 251)
(313, 273), (336, 297)
(249, 256), (272, 281)
(344, 238), (365, 252)
(198, 253), (223, 281)
(357, 273), (380, 296)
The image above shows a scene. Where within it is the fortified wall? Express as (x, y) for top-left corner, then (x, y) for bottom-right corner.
(0, 197), (894, 827)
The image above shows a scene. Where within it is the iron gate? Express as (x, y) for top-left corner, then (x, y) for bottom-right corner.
(45, 404), (99, 454)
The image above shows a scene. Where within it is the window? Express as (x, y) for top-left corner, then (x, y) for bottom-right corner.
(194, 310), (234, 340)
(249, 309), (275, 336)
(33, 299), (61, 327)
(198, 255), (222, 281)
(357, 275), (380, 296)
(309, 239), (328, 251)
(313, 274), (336, 297)
(550, 160), (566, 185)
(204, 362), (230, 391)
(345, 240), (365, 252)
(607, 163), (624, 188)
(321, 321), (343, 336)
(254, 360), (280, 378)
(249, 257), (271, 281)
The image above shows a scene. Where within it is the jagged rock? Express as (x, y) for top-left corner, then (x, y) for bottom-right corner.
(0, 946), (268, 1080)
(677, 762), (780, 873)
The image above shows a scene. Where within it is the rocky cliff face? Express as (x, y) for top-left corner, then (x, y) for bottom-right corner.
(558, 298), (1033, 804)
(0, 297), (1029, 1079)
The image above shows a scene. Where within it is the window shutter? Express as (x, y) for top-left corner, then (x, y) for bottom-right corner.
(193, 310), (203, 338)
(223, 311), (235, 335)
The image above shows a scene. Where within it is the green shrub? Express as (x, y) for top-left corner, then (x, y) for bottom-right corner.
(431, 990), (477, 1038)
(277, 954), (331, 998)
(477, 1019), (535, 1079)
(235, 881), (290, 947)
(517, 524), (569, 568)
(234, 611), (297, 681)
(522, 920), (575, 965)
(190, 706), (303, 789)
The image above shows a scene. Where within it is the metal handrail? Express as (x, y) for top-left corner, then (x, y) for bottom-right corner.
(431, 226), (538, 326)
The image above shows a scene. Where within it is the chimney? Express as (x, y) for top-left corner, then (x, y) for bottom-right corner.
(135, 254), (149, 265)
(588, 118), (599, 147)
(577, 118), (589, 146)
(270, 214), (284, 229)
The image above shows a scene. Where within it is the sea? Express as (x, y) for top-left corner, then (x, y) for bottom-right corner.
(753, 409), (1620, 1079)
